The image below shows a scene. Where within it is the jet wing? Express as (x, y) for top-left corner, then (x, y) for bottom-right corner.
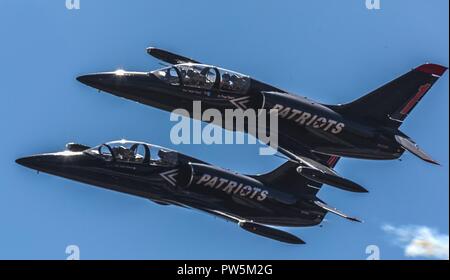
(278, 147), (368, 193)
(146, 47), (201, 65)
(314, 200), (362, 223)
(201, 209), (305, 244)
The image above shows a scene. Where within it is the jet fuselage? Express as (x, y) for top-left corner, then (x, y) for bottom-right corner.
(77, 69), (404, 161)
(16, 141), (326, 228)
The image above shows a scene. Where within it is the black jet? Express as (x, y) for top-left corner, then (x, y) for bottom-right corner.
(77, 48), (447, 190)
(16, 140), (361, 244)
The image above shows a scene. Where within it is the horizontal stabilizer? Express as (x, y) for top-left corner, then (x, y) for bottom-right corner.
(147, 47), (201, 65)
(297, 166), (368, 193)
(239, 221), (305, 244)
(314, 200), (362, 223)
(395, 135), (439, 165)
(278, 147), (338, 176)
(279, 148), (367, 193)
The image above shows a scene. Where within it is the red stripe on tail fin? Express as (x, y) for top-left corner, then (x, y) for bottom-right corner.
(415, 64), (448, 76)
(399, 83), (431, 115)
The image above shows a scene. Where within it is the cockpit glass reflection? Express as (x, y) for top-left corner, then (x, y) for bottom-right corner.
(151, 63), (250, 93)
(85, 140), (177, 165)
(175, 64), (217, 89)
(151, 66), (180, 85)
(217, 68), (249, 93)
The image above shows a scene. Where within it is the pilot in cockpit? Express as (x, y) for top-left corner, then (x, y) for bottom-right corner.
(186, 69), (194, 81)
(221, 73), (232, 90)
(112, 146), (135, 162)
(230, 75), (239, 89)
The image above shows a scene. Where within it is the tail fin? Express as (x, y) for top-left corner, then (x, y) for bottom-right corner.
(332, 63), (447, 128)
(253, 155), (340, 196)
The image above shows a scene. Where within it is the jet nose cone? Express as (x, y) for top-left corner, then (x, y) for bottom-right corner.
(76, 71), (139, 94)
(16, 153), (72, 172)
(76, 73), (110, 89)
(77, 71), (154, 100)
(76, 74), (95, 86)
(15, 156), (32, 167)
(16, 152), (86, 179)
(16, 155), (48, 170)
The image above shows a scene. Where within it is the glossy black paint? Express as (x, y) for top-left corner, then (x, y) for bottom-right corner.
(16, 140), (337, 243)
(76, 52), (446, 164)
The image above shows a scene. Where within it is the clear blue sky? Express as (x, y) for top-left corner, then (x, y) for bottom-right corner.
(0, 0), (448, 260)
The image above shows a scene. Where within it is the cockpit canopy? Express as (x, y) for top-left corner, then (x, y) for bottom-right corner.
(151, 63), (250, 93)
(85, 140), (178, 166)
